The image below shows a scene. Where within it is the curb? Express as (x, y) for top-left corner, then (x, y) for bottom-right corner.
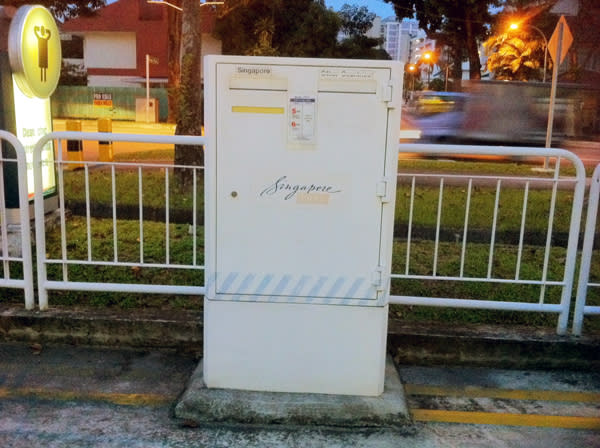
(1, 305), (598, 370)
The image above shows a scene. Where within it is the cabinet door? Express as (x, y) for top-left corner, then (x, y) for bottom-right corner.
(214, 64), (391, 303)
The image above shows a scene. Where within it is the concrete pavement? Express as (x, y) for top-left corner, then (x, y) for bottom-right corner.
(1, 341), (599, 447)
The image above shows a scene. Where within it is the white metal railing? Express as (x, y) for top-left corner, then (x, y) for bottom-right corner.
(0, 130), (34, 309)
(33, 131), (206, 310)
(572, 164), (600, 335)
(7, 132), (595, 335)
(392, 143), (587, 335)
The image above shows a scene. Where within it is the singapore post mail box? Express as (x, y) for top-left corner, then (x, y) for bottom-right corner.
(203, 56), (402, 396)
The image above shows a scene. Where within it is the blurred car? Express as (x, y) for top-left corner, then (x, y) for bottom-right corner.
(408, 91), (468, 143)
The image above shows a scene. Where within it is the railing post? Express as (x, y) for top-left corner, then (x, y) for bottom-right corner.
(572, 164), (600, 335)
(0, 130), (34, 309)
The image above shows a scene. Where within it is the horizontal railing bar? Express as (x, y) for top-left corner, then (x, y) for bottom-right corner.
(56, 159), (204, 170)
(389, 295), (563, 312)
(583, 306), (600, 315)
(397, 172), (578, 183)
(49, 131), (205, 146)
(0, 279), (30, 288)
(391, 274), (564, 286)
(45, 259), (205, 270)
(43, 281), (205, 295)
(398, 143), (583, 162)
(0, 256), (29, 262)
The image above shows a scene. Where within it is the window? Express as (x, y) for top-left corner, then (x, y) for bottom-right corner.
(61, 34), (84, 59)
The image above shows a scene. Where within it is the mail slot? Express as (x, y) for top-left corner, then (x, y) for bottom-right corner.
(203, 56), (402, 396)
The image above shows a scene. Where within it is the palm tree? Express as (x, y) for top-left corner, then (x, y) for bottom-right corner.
(484, 31), (548, 81)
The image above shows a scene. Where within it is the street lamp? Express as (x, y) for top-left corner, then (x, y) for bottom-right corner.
(407, 63), (416, 95)
(509, 22), (548, 83)
(422, 51), (433, 87)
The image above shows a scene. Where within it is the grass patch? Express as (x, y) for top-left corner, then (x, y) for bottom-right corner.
(113, 148), (174, 162)
(62, 166), (204, 212)
(45, 217), (204, 310)
(395, 183), (577, 234)
(398, 157), (593, 177)
(35, 215), (600, 333)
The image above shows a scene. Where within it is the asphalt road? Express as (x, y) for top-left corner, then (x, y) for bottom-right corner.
(1, 342), (599, 448)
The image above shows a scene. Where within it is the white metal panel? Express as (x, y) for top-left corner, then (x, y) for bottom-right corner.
(212, 59), (397, 304)
(204, 300), (389, 396)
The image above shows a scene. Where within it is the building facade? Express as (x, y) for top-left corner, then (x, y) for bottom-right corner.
(61, 0), (221, 87)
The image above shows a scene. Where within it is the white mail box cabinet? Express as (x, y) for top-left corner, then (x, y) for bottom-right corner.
(204, 56), (402, 396)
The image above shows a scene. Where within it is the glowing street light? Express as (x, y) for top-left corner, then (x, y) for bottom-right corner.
(509, 22), (548, 82)
(421, 51), (434, 86)
(406, 63), (417, 92)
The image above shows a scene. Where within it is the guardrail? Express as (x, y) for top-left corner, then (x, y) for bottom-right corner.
(32, 131), (206, 310)
(392, 144), (586, 335)
(4, 131), (595, 335)
(0, 130), (35, 309)
(572, 164), (600, 335)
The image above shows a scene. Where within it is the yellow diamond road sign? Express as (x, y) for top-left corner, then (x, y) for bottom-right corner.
(548, 15), (573, 66)
(8, 5), (62, 99)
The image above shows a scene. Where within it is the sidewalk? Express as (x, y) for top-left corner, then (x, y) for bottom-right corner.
(1, 341), (599, 447)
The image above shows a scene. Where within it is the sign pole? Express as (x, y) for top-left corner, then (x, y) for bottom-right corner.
(542, 16), (573, 170)
(545, 22), (563, 150)
(145, 54), (150, 123)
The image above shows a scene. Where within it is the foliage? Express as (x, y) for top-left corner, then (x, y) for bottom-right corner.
(216, 0), (340, 58)
(215, 0), (385, 59)
(338, 3), (375, 37)
(334, 4), (389, 60)
(427, 77), (445, 91)
(335, 35), (390, 60)
(246, 16), (279, 56)
(385, 0), (501, 82)
(484, 32), (546, 81)
(3, 1), (105, 20)
(58, 61), (87, 86)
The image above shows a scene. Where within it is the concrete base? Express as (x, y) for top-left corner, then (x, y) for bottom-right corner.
(174, 356), (411, 428)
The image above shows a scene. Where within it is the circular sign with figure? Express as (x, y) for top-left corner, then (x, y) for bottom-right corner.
(8, 5), (62, 99)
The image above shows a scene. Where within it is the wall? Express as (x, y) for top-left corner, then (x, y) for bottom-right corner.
(51, 85), (169, 122)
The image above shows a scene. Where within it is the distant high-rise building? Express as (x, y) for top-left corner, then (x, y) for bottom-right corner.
(380, 17), (424, 62)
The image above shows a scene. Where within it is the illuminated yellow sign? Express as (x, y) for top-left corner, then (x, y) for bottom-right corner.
(12, 78), (56, 198)
(8, 5), (61, 99)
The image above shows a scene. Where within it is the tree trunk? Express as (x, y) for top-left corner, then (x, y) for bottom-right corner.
(167, 4), (181, 124)
(465, 11), (481, 80)
(174, 0), (204, 189)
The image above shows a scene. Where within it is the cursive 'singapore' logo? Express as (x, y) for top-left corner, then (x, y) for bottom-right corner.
(260, 176), (342, 201)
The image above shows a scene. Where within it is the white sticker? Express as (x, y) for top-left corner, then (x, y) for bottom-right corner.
(320, 68), (375, 81)
(288, 96), (316, 145)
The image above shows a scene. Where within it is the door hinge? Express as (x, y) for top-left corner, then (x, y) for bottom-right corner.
(376, 178), (392, 203)
(381, 81), (393, 103)
(371, 267), (385, 292)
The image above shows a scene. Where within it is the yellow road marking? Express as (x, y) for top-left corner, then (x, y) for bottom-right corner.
(405, 384), (600, 403)
(232, 106), (285, 114)
(412, 409), (600, 430)
(0, 387), (172, 407)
